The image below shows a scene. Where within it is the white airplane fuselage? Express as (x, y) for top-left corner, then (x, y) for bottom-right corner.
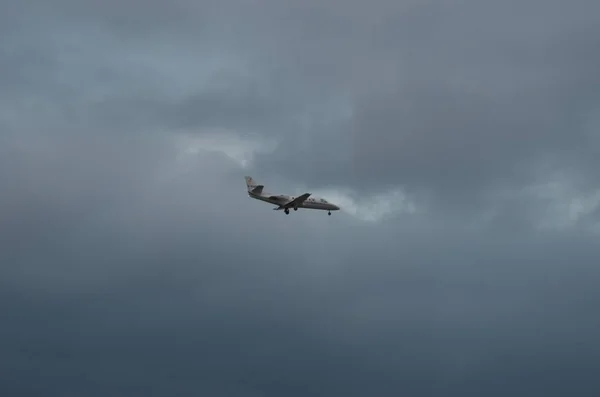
(245, 176), (340, 215)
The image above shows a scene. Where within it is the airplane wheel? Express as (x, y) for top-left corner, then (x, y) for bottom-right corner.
(328, 211), (331, 216)
(285, 209), (289, 214)
(294, 208), (298, 211)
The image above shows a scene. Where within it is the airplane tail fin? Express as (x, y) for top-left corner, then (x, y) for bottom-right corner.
(244, 176), (264, 194)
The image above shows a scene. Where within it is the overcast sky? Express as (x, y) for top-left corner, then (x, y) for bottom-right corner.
(2, 0), (600, 396)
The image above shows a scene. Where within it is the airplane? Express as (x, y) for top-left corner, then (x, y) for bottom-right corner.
(244, 176), (341, 215)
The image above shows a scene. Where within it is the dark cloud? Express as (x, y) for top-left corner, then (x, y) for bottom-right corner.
(2, 0), (600, 396)
(2, 221), (600, 396)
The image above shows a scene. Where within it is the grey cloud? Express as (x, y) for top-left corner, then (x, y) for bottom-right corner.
(30, 0), (589, 215)
(12, 0), (599, 210)
(2, 0), (600, 396)
(246, 1), (600, 205)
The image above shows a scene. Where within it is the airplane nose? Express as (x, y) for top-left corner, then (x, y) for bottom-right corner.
(333, 204), (340, 210)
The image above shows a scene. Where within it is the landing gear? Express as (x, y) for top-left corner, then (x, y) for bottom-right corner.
(294, 207), (298, 211)
(284, 208), (290, 215)
(328, 211), (331, 216)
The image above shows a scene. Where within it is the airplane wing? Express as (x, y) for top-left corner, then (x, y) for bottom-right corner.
(282, 193), (311, 209)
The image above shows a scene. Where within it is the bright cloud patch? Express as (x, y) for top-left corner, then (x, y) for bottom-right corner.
(526, 182), (600, 231)
(488, 173), (600, 232)
(310, 187), (417, 222)
(175, 130), (278, 168)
